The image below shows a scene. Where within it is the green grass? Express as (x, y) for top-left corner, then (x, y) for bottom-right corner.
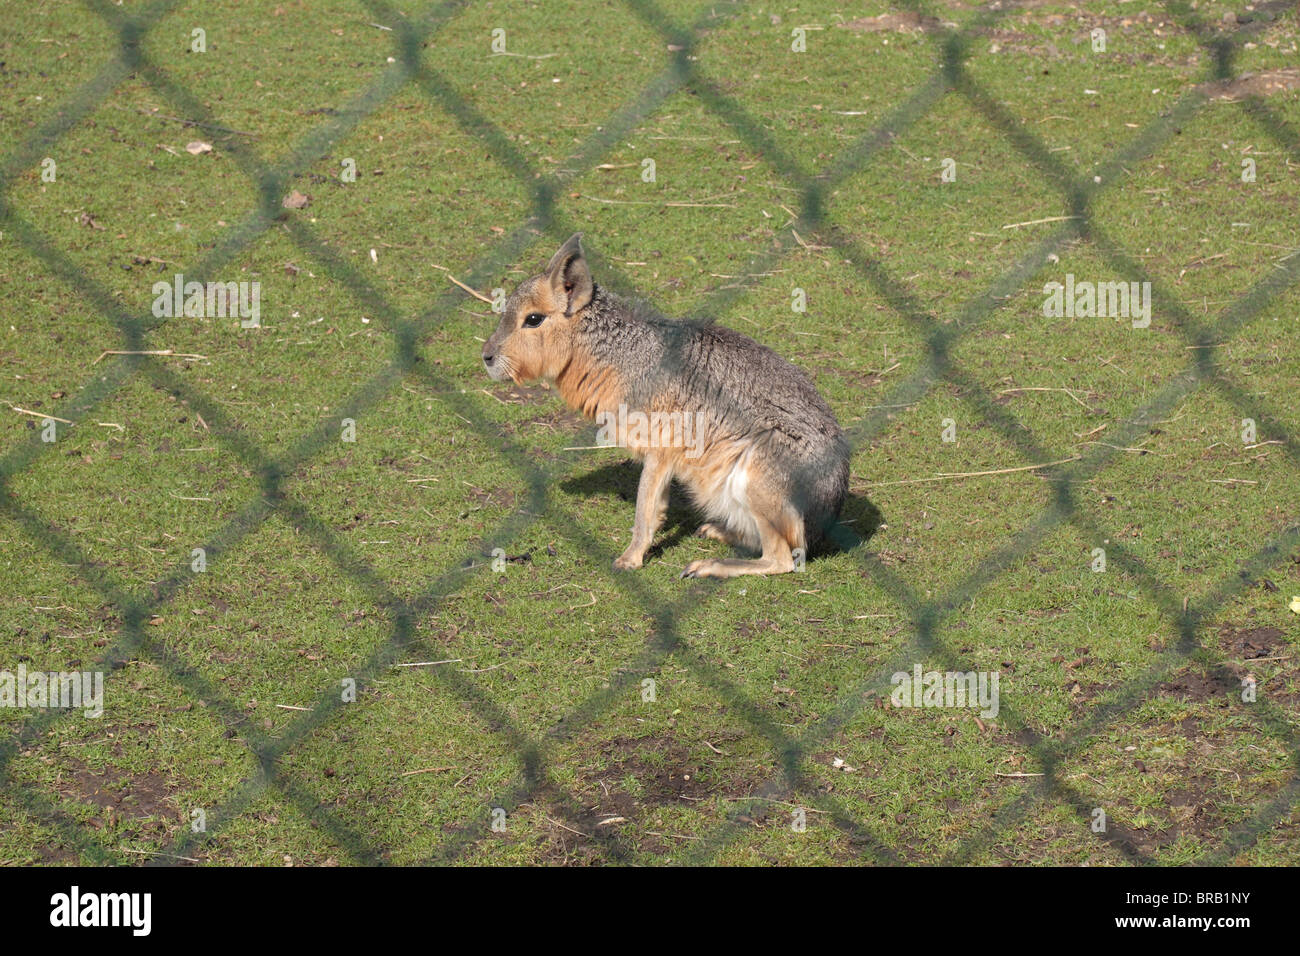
(1, 0), (1298, 866)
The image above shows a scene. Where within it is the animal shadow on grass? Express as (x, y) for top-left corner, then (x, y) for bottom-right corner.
(560, 459), (883, 568)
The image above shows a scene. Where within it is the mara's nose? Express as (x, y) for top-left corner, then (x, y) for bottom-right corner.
(482, 351), (495, 366)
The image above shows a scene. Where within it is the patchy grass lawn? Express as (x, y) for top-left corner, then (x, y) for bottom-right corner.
(0, 0), (1298, 865)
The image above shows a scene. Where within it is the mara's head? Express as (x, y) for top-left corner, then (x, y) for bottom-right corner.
(482, 233), (594, 384)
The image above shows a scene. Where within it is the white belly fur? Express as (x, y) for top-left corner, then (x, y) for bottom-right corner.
(695, 451), (759, 550)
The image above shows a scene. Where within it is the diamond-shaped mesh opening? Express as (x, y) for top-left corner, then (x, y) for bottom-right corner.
(553, 91), (799, 313)
(275, 665), (529, 865)
(692, 6), (938, 174)
(1090, 103), (1300, 313)
(415, 0), (673, 177)
(144, 229), (404, 458)
(959, 3), (1207, 174)
(0, 651), (262, 865)
(3, 374), (263, 591)
(298, 90), (537, 319)
(949, 244), (1193, 461)
(0, 8), (121, 145)
(2, 81), (264, 305)
(1076, 386), (1300, 603)
(136, 0), (399, 160)
(821, 93), (1071, 322)
(853, 385), (1061, 598)
(279, 391), (540, 602)
(149, 515), (404, 715)
(1058, 686), (1295, 861)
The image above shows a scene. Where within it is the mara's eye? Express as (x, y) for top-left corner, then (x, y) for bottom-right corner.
(522, 312), (546, 329)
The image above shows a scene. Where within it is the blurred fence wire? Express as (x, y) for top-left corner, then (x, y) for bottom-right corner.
(1, 0), (1297, 864)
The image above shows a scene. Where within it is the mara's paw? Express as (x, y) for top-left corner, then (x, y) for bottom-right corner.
(680, 559), (723, 579)
(613, 550), (643, 571)
(681, 557), (789, 578)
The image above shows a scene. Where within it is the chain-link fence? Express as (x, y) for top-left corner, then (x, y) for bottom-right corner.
(1, 0), (1297, 865)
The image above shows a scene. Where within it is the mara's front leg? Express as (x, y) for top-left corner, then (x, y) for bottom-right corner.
(613, 451), (673, 570)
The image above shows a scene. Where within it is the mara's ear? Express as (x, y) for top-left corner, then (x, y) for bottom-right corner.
(544, 233), (593, 316)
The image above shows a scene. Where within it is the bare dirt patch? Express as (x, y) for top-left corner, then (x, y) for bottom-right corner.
(1157, 665), (1237, 701)
(62, 764), (176, 821)
(1199, 69), (1300, 101)
(589, 734), (718, 805)
(840, 12), (949, 34)
(463, 483), (517, 511)
(839, 1), (1300, 68)
(1219, 624), (1286, 660)
(526, 735), (760, 864)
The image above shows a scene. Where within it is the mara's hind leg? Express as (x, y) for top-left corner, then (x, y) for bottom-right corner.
(681, 502), (801, 579)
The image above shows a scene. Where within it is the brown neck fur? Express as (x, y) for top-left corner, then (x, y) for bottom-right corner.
(554, 340), (626, 420)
